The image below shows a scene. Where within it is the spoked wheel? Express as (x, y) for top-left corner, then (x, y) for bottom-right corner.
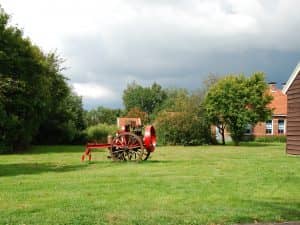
(110, 132), (144, 162)
(142, 151), (151, 161)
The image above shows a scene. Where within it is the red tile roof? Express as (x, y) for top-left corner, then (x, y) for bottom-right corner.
(268, 85), (287, 115)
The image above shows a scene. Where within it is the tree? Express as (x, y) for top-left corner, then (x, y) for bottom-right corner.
(122, 82), (167, 115)
(85, 106), (122, 126)
(125, 107), (149, 124)
(0, 77), (31, 150)
(0, 7), (86, 150)
(34, 92), (86, 144)
(156, 89), (189, 112)
(155, 89), (211, 145)
(202, 74), (226, 144)
(204, 72), (273, 145)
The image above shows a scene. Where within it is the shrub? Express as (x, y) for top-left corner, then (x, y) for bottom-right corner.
(255, 135), (286, 143)
(125, 107), (149, 124)
(85, 123), (117, 142)
(155, 111), (210, 146)
(0, 144), (13, 154)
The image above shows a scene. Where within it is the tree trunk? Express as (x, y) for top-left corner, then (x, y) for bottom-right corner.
(221, 129), (225, 145)
(217, 125), (226, 145)
(231, 133), (242, 146)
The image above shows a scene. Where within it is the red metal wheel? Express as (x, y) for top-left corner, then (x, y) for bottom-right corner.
(143, 125), (156, 152)
(110, 132), (144, 161)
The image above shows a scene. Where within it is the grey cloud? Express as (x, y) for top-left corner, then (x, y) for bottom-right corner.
(59, 0), (300, 108)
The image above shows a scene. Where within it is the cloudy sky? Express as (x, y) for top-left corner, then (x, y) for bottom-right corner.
(1, 0), (300, 109)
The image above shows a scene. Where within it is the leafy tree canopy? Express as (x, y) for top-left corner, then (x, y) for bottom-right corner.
(125, 107), (149, 124)
(155, 89), (210, 145)
(204, 72), (273, 145)
(0, 7), (85, 150)
(85, 106), (122, 126)
(122, 82), (167, 115)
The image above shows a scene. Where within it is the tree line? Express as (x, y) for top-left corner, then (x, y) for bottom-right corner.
(0, 8), (85, 151)
(0, 6), (273, 152)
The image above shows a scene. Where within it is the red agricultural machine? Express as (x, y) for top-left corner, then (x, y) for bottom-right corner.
(81, 118), (156, 162)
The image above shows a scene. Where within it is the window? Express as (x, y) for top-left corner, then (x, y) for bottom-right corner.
(278, 119), (285, 134)
(265, 120), (273, 134)
(244, 124), (252, 135)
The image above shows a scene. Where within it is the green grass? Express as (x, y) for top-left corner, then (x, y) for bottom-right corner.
(0, 143), (299, 225)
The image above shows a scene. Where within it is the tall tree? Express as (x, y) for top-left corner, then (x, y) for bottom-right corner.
(34, 53), (86, 144)
(122, 82), (167, 115)
(204, 73), (273, 145)
(0, 7), (85, 149)
(85, 106), (122, 126)
(0, 9), (51, 150)
(125, 107), (149, 124)
(155, 89), (210, 145)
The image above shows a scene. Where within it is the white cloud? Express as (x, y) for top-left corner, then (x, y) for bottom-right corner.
(72, 83), (115, 99)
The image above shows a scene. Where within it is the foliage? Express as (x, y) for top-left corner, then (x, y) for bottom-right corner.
(155, 89), (211, 145)
(122, 82), (167, 115)
(203, 73), (221, 92)
(85, 106), (122, 126)
(204, 73), (273, 145)
(156, 88), (190, 112)
(85, 123), (117, 142)
(255, 135), (286, 143)
(125, 107), (149, 124)
(0, 77), (31, 151)
(0, 9), (50, 150)
(0, 8), (85, 150)
(34, 92), (86, 145)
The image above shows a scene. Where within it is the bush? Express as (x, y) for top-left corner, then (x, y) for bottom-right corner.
(85, 123), (117, 142)
(71, 131), (88, 145)
(241, 135), (255, 142)
(155, 111), (210, 146)
(255, 135), (286, 143)
(0, 144), (13, 154)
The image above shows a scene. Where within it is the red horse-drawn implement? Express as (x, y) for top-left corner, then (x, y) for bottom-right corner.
(81, 118), (156, 162)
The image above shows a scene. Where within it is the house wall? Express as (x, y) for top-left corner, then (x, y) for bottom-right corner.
(253, 117), (286, 137)
(286, 72), (300, 155)
(253, 122), (265, 136)
(213, 116), (286, 143)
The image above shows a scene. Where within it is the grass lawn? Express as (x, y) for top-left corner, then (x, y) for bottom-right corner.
(0, 143), (299, 225)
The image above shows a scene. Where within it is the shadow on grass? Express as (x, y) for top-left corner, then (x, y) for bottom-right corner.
(87, 159), (173, 165)
(142, 160), (173, 164)
(27, 145), (88, 154)
(224, 142), (282, 148)
(9, 145), (106, 155)
(233, 199), (300, 224)
(0, 145), (88, 155)
(0, 162), (88, 177)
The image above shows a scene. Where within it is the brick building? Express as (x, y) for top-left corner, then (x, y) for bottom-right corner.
(252, 83), (287, 137)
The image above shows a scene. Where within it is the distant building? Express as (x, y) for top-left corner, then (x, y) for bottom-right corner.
(252, 82), (287, 137)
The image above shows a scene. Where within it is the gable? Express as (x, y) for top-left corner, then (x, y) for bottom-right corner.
(283, 62), (300, 94)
